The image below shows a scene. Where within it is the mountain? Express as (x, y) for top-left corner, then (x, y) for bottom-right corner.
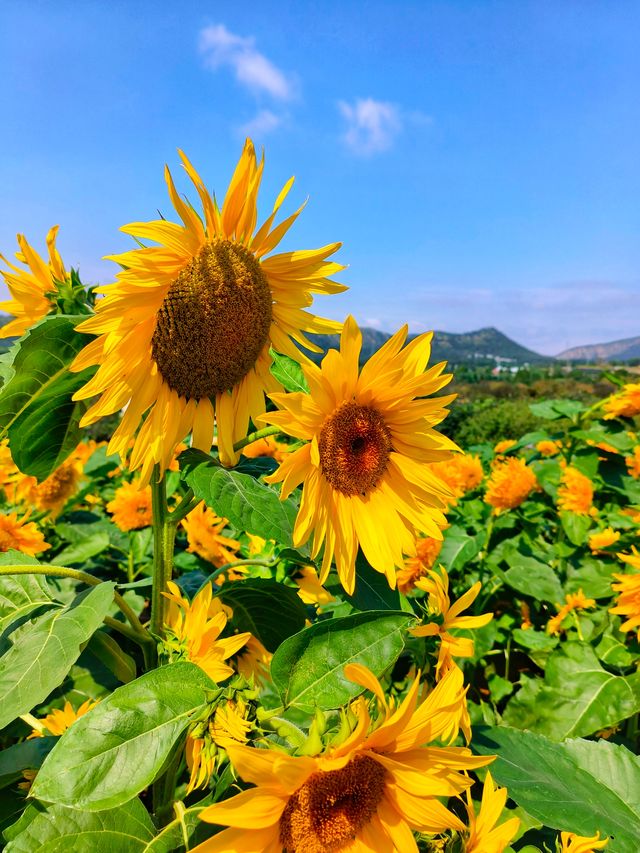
(557, 335), (640, 363)
(305, 326), (549, 366)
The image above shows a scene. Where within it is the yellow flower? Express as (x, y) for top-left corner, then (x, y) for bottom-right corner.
(16, 450), (84, 516)
(463, 771), (520, 853)
(29, 699), (98, 738)
(186, 698), (252, 793)
(262, 316), (457, 594)
(493, 439), (517, 455)
(162, 581), (249, 682)
(536, 439), (562, 457)
(557, 466), (595, 515)
(294, 565), (335, 606)
(588, 527), (620, 552)
(246, 532), (267, 556)
(70, 141), (345, 484)
(243, 435), (291, 463)
(603, 382), (640, 420)
(547, 589), (596, 635)
(0, 511), (50, 556)
(484, 457), (538, 512)
(411, 568), (493, 679)
(106, 479), (153, 531)
(431, 453), (484, 502)
(397, 535), (444, 594)
(559, 830), (609, 851)
(235, 634), (272, 687)
(609, 549), (640, 640)
(520, 602), (533, 630)
(181, 503), (240, 568)
(625, 446), (640, 479)
(621, 507), (640, 525)
(193, 664), (491, 852)
(0, 227), (66, 338)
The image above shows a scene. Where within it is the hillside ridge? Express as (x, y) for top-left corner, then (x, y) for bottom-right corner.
(557, 334), (640, 363)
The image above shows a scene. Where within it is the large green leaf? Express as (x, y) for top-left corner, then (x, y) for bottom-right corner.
(216, 579), (306, 652)
(503, 642), (640, 739)
(0, 582), (115, 729)
(31, 662), (214, 810)
(0, 738), (56, 790)
(3, 798), (155, 852)
(271, 611), (415, 711)
(473, 726), (640, 852)
(0, 316), (95, 480)
(53, 522), (111, 566)
(503, 555), (564, 604)
(0, 554), (56, 634)
(181, 449), (299, 547)
(269, 349), (310, 393)
(345, 551), (403, 612)
(438, 525), (481, 572)
(142, 795), (213, 853)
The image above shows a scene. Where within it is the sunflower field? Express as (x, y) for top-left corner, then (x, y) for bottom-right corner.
(0, 142), (638, 853)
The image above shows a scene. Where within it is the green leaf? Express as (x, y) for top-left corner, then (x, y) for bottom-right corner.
(271, 611), (415, 711)
(0, 738), (56, 789)
(3, 798), (155, 852)
(528, 399), (585, 420)
(181, 448), (299, 547)
(560, 511), (592, 546)
(512, 628), (559, 653)
(0, 582), (115, 730)
(345, 551), (402, 612)
(503, 642), (640, 739)
(216, 579), (306, 653)
(566, 557), (616, 599)
(503, 555), (564, 604)
(31, 662), (214, 810)
(473, 726), (640, 853)
(0, 554), (56, 634)
(0, 316), (96, 480)
(438, 525), (481, 571)
(269, 349), (310, 393)
(86, 631), (136, 684)
(141, 795), (213, 853)
(53, 522), (111, 566)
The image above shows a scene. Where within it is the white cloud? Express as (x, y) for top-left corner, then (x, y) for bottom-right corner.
(199, 24), (293, 101)
(338, 98), (402, 155)
(237, 109), (282, 138)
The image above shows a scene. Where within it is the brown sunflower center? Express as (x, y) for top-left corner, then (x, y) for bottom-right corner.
(279, 755), (387, 852)
(318, 401), (392, 496)
(151, 239), (272, 400)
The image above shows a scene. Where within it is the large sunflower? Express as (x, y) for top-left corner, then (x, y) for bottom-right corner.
(261, 316), (457, 593)
(193, 663), (490, 852)
(70, 141), (345, 483)
(0, 227), (66, 338)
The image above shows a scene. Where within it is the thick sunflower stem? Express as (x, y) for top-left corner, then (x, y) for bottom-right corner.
(150, 468), (178, 640)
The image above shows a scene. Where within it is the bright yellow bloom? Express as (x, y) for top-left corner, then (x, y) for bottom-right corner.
(246, 532), (267, 556)
(609, 549), (640, 640)
(547, 589), (596, 635)
(106, 480), (153, 531)
(0, 227), (66, 338)
(235, 634), (272, 687)
(493, 439), (517, 455)
(29, 699), (98, 738)
(262, 316), (457, 594)
(294, 565), (335, 606)
(0, 511), (50, 556)
(463, 771), (520, 853)
(397, 535), (443, 594)
(16, 448), (85, 516)
(625, 446), (640, 478)
(186, 698), (252, 793)
(431, 453), (484, 502)
(536, 439), (562, 457)
(557, 466), (594, 515)
(181, 503), (240, 568)
(484, 457), (537, 512)
(411, 568), (493, 679)
(603, 383), (640, 420)
(559, 830), (609, 851)
(621, 507), (640, 525)
(193, 664), (491, 853)
(588, 527), (620, 552)
(243, 435), (291, 463)
(70, 140), (345, 484)
(162, 581), (249, 682)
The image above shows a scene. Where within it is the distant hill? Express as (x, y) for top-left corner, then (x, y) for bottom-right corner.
(305, 326), (549, 366)
(558, 335), (640, 363)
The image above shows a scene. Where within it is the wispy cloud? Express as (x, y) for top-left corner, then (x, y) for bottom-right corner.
(237, 109), (282, 138)
(338, 98), (401, 155)
(199, 24), (294, 101)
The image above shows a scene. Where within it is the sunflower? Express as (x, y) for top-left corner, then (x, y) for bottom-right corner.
(587, 527), (620, 553)
(70, 141), (345, 484)
(603, 383), (640, 420)
(234, 634), (272, 687)
(193, 663), (491, 852)
(557, 466), (594, 515)
(28, 699), (98, 738)
(186, 698), (252, 793)
(625, 446), (640, 479)
(609, 549), (640, 640)
(484, 457), (537, 512)
(293, 565), (335, 606)
(396, 535), (443, 594)
(14, 445), (85, 516)
(243, 434), (291, 463)
(181, 503), (240, 568)
(493, 439), (516, 456)
(430, 453), (484, 503)
(0, 227), (66, 338)
(536, 439), (562, 457)
(261, 316), (457, 594)
(463, 771), (520, 853)
(0, 511), (50, 556)
(559, 831), (609, 851)
(106, 479), (153, 531)
(547, 589), (595, 636)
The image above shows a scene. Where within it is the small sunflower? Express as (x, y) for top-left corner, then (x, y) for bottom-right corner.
(484, 457), (537, 512)
(181, 503), (240, 568)
(463, 771), (520, 853)
(603, 383), (640, 420)
(557, 466), (594, 515)
(547, 589), (595, 636)
(559, 830), (609, 852)
(609, 549), (640, 640)
(261, 316), (457, 594)
(587, 527), (620, 553)
(106, 479), (153, 531)
(396, 535), (443, 594)
(71, 140), (345, 483)
(0, 227), (66, 338)
(28, 699), (98, 738)
(431, 453), (484, 503)
(0, 511), (50, 556)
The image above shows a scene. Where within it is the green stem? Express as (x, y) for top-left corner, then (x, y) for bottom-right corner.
(475, 515), (495, 613)
(167, 488), (201, 524)
(195, 558), (278, 594)
(150, 468), (178, 638)
(152, 741), (183, 827)
(233, 425), (281, 452)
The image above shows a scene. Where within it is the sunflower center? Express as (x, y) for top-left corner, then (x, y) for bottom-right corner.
(151, 239), (273, 400)
(318, 401), (392, 496)
(279, 755), (387, 853)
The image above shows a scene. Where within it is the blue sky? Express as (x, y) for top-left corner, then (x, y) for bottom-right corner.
(1, 0), (638, 354)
